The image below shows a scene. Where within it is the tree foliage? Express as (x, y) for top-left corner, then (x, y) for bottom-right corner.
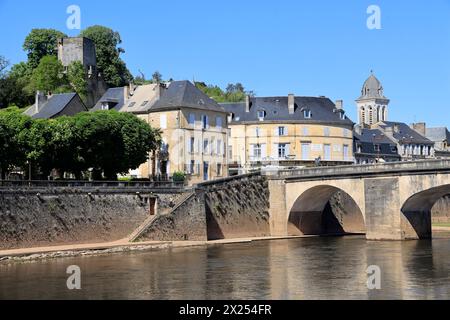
(31, 55), (67, 93)
(195, 82), (254, 103)
(0, 61), (35, 109)
(67, 61), (88, 101)
(23, 29), (67, 69)
(0, 109), (161, 180)
(0, 107), (33, 178)
(80, 25), (132, 87)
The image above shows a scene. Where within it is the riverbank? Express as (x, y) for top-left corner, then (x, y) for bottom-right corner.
(0, 236), (308, 264)
(3, 226), (450, 264)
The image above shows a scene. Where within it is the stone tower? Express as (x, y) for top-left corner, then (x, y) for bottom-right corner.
(356, 72), (390, 126)
(57, 37), (107, 108)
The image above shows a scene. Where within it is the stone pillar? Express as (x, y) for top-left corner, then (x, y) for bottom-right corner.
(268, 179), (288, 236)
(364, 177), (429, 240)
(364, 177), (403, 240)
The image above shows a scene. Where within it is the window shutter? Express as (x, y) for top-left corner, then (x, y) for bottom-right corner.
(261, 144), (267, 159)
(272, 144), (279, 158)
(286, 144), (290, 157)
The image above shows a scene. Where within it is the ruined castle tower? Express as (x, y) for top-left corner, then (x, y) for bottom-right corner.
(57, 37), (107, 108)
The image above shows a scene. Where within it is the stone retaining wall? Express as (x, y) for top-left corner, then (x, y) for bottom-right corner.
(0, 188), (186, 250)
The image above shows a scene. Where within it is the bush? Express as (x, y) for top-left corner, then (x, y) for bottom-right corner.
(172, 171), (186, 182)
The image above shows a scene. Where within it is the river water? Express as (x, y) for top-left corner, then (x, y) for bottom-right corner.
(2, 232), (450, 300)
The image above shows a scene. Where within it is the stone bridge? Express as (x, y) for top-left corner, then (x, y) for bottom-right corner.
(266, 160), (450, 240)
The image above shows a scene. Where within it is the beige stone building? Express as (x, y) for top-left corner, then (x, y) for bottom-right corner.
(221, 95), (354, 174)
(94, 81), (229, 184)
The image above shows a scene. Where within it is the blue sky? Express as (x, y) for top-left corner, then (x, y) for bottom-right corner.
(1, 0), (450, 126)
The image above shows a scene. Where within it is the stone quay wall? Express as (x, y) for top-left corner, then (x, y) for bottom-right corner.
(0, 187), (186, 250)
(137, 173), (271, 241)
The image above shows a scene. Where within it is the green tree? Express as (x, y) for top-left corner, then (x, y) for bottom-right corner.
(23, 29), (67, 69)
(0, 107), (33, 179)
(0, 56), (8, 76)
(80, 25), (132, 87)
(152, 71), (162, 83)
(31, 55), (68, 93)
(0, 62), (35, 109)
(71, 111), (161, 180)
(67, 61), (88, 101)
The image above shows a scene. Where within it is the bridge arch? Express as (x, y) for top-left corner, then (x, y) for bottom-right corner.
(401, 184), (450, 239)
(287, 185), (366, 236)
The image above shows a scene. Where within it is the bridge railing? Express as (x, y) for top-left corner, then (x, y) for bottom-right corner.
(0, 180), (186, 189)
(262, 159), (450, 178)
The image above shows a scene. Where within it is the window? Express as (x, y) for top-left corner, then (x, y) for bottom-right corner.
(211, 137), (215, 155)
(217, 139), (223, 156)
(278, 143), (288, 158)
(202, 115), (209, 129)
(190, 160), (196, 174)
(324, 144), (331, 160)
(302, 127), (309, 136)
(255, 127), (261, 137)
(185, 160), (196, 174)
(356, 143), (362, 153)
(188, 113), (195, 126)
(390, 145), (398, 153)
(128, 102), (136, 108)
(216, 116), (223, 128)
(343, 145), (349, 160)
(301, 143), (311, 160)
(278, 126), (287, 136)
(101, 102), (109, 110)
(141, 100), (149, 107)
(343, 128), (349, 137)
(303, 110), (312, 119)
(374, 144), (381, 152)
(253, 144), (262, 158)
(160, 114), (167, 129)
(324, 127), (330, 137)
(257, 110), (266, 121)
(188, 137), (195, 154)
(217, 163), (222, 176)
(203, 139), (209, 154)
(340, 112), (346, 120)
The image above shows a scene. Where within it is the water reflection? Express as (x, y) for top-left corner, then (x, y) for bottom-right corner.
(2, 233), (450, 299)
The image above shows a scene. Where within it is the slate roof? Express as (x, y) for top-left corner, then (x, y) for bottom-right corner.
(358, 73), (387, 100)
(221, 96), (354, 126)
(151, 81), (226, 113)
(91, 87), (125, 111)
(376, 121), (433, 145)
(426, 127), (450, 142)
(24, 93), (84, 119)
(354, 128), (400, 157)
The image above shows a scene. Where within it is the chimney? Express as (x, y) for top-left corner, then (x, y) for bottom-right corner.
(288, 94), (295, 114)
(411, 122), (426, 136)
(155, 82), (166, 99)
(35, 91), (47, 113)
(335, 100), (343, 110)
(245, 95), (251, 113)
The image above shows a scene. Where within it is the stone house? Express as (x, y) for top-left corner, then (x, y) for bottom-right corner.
(94, 81), (229, 184)
(24, 91), (88, 119)
(221, 95), (355, 174)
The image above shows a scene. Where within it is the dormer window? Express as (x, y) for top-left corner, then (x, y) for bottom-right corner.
(101, 102), (109, 110)
(257, 110), (266, 121)
(303, 110), (312, 119)
(340, 112), (346, 120)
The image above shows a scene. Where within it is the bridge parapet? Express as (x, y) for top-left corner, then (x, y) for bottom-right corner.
(263, 160), (450, 181)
